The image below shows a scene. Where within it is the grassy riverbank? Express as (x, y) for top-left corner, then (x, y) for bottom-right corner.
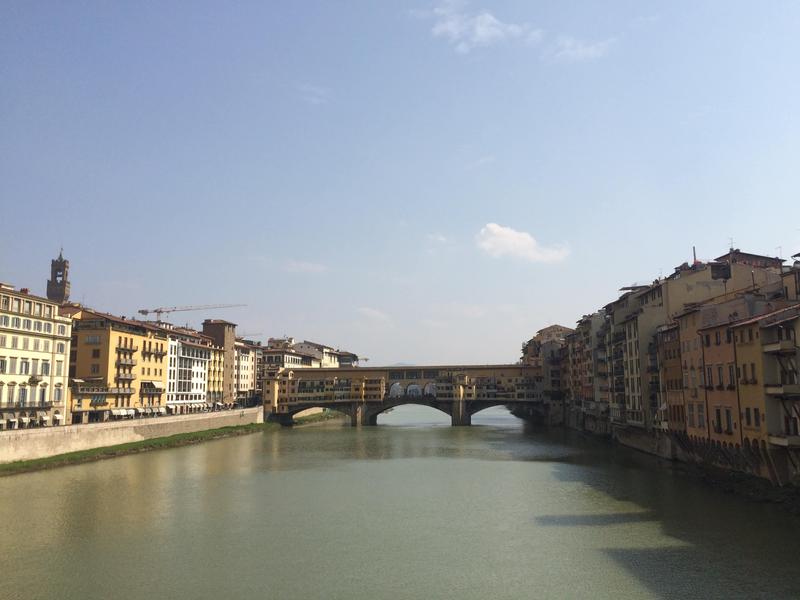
(0, 422), (276, 478)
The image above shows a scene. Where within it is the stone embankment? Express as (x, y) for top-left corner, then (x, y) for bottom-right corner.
(0, 407), (263, 464)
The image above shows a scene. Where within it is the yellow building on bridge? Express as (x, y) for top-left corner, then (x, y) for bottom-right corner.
(265, 364), (540, 426)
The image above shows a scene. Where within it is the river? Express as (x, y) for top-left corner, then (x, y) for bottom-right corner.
(1, 406), (799, 599)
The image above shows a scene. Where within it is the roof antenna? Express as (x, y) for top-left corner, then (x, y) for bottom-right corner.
(692, 246), (697, 264)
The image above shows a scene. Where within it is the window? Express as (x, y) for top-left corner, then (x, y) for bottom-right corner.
(706, 367), (713, 386)
(715, 332), (721, 345)
(34, 321), (42, 332)
(57, 325), (66, 336)
(20, 360), (30, 375)
(745, 407), (752, 426)
(54, 388), (62, 403)
(0, 315), (7, 326)
(725, 408), (733, 433)
(0, 358), (5, 374)
(90, 364), (100, 374)
(18, 386), (27, 404)
(748, 328), (754, 342)
(22, 319), (32, 330)
(56, 361), (63, 376)
(688, 403), (695, 427)
(85, 335), (100, 345)
(728, 365), (735, 386)
(44, 323), (52, 333)
(33, 339), (40, 351)
(56, 342), (65, 354)
(11, 317), (20, 328)
(717, 366), (723, 387)
(698, 403), (706, 427)
(754, 407), (761, 427)
(41, 361), (50, 376)
(726, 329), (732, 343)
(91, 349), (100, 359)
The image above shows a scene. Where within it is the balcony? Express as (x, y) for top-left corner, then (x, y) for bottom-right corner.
(116, 344), (138, 353)
(768, 434), (800, 448)
(116, 373), (136, 382)
(765, 383), (800, 397)
(762, 339), (796, 354)
(116, 358), (137, 367)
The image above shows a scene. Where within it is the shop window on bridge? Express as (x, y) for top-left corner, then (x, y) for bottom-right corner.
(423, 370), (439, 379)
(389, 371), (405, 380)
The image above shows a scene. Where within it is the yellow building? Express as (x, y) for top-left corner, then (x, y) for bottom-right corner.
(0, 283), (72, 429)
(69, 310), (168, 423)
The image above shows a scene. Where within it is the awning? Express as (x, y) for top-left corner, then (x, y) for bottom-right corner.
(40, 416), (50, 422)
(145, 408), (153, 415)
(126, 409), (135, 416)
(8, 418), (17, 423)
(111, 409), (123, 416)
(19, 417), (30, 424)
(215, 402), (223, 407)
(54, 414), (64, 421)
(135, 408), (146, 414)
(0, 419), (6, 425)
(157, 407), (166, 414)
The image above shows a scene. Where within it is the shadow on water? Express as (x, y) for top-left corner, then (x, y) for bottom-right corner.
(536, 428), (800, 600)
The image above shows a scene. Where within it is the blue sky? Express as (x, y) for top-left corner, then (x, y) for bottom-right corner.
(2, 1), (800, 364)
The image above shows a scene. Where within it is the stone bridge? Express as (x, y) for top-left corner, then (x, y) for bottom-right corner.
(264, 364), (542, 426)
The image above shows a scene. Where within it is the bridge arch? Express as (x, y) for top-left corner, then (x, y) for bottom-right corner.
(269, 404), (354, 426)
(363, 398), (453, 426)
(388, 382), (405, 398)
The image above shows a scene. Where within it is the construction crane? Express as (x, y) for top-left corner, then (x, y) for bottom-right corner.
(138, 303), (246, 321)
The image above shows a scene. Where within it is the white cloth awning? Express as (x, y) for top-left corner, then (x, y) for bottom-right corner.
(157, 407), (166, 414)
(8, 418), (17, 423)
(126, 409), (135, 416)
(19, 417), (30, 424)
(40, 416), (50, 422)
(0, 419), (6, 425)
(54, 414), (64, 421)
(135, 408), (146, 414)
(215, 402), (223, 407)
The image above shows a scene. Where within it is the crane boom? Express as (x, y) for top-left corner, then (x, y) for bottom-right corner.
(138, 303), (246, 320)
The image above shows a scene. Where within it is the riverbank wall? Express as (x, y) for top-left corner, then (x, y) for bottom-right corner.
(610, 424), (799, 486)
(0, 408), (263, 464)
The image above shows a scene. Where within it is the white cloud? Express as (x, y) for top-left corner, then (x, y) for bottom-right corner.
(420, 1), (543, 53)
(297, 83), (332, 105)
(427, 232), (449, 243)
(283, 260), (327, 273)
(475, 223), (569, 263)
(357, 306), (391, 323)
(549, 36), (615, 62)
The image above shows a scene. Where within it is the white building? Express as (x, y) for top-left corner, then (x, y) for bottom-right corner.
(165, 330), (211, 413)
(0, 283), (72, 429)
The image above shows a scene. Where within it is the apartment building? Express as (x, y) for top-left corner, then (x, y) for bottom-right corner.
(0, 283), (72, 429)
(69, 310), (168, 423)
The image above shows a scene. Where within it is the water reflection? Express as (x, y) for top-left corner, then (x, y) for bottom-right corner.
(0, 406), (798, 600)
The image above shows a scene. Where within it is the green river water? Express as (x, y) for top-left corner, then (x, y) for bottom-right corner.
(1, 406), (799, 599)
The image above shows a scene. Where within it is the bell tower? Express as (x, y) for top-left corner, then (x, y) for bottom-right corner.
(47, 249), (71, 304)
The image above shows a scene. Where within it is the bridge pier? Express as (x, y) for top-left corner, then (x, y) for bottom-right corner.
(451, 400), (471, 426)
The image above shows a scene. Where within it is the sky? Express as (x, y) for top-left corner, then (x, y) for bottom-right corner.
(2, 1), (800, 365)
